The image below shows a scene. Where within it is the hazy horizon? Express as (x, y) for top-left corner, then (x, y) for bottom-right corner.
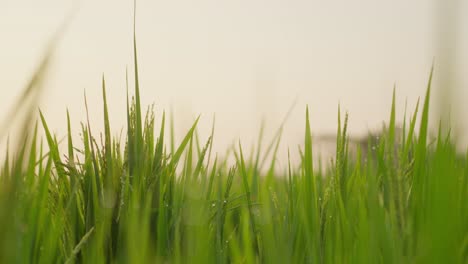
(1, 0), (467, 162)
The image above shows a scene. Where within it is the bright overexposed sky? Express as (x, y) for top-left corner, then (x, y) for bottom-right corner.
(1, 0), (467, 163)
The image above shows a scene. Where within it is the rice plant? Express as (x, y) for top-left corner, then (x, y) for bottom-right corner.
(0, 22), (466, 264)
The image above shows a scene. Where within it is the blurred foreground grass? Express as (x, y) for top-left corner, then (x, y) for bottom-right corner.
(0, 32), (466, 264)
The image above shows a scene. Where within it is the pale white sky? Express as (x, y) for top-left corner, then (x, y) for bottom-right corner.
(0, 0), (467, 163)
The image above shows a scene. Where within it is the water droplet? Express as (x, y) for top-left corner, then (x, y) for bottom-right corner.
(212, 203), (216, 207)
(223, 200), (227, 204)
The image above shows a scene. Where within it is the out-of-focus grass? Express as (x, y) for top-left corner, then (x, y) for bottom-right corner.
(0, 24), (466, 264)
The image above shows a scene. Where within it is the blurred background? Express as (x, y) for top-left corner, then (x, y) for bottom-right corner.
(0, 0), (467, 165)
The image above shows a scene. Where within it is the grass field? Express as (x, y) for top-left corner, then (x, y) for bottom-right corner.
(0, 32), (467, 263)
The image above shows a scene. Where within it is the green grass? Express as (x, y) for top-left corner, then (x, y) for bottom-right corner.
(0, 30), (467, 264)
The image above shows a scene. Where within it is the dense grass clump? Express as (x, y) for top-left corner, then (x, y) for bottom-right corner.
(0, 37), (467, 263)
